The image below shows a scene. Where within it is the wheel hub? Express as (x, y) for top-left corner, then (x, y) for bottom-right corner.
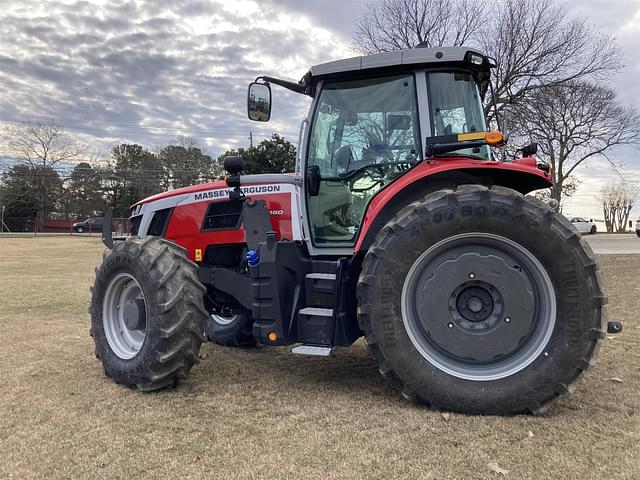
(123, 298), (146, 330)
(102, 273), (147, 360)
(451, 282), (501, 326)
(401, 233), (556, 381)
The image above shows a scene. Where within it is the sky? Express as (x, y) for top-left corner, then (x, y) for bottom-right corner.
(0, 0), (638, 223)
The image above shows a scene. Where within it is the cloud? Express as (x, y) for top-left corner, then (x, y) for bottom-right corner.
(0, 0), (352, 155)
(0, 0), (637, 223)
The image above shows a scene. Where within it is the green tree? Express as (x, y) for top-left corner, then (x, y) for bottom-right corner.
(0, 165), (39, 218)
(217, 134), (296, 175)
(0, 164), (63, 230)
(65, 162), (105, 218)
(108, 144), (162, 216)
(158, 137), (215, 188)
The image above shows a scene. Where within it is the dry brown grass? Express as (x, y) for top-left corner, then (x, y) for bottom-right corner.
(0, 237), (638, 480)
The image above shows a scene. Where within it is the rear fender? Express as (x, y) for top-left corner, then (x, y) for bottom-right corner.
(354, 160), (552, 252)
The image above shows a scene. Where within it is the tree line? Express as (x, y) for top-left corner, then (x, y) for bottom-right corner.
(0, 121), (295, 228)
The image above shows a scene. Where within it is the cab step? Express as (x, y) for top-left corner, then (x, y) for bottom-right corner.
(304, 272), (337, 308)
(306, 273), (337, 280)
(297, 307), (335, 345)
(291, 345), (334, 356)
(298, 307), (333, 316)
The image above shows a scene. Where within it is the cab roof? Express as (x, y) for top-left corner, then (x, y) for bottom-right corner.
(258, 47), (493, 97)
(299, 46), (493, 96)
(310, 46), (488, 77)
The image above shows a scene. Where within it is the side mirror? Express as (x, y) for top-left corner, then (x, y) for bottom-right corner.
(520, 143), (538, 157)
(247, 82), (271, 122)
(306, 166), (321, 196)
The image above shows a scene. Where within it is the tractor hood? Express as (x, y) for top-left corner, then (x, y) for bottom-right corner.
(129, 179), (292, 223)
(131, 180), (228, 208)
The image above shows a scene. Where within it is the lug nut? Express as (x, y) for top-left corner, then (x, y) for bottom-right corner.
(448, 323), (454, 329)
(468, 272), (475, 279)
(504, 316), (511, 323)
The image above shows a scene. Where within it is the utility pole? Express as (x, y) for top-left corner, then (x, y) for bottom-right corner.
(248, 131), (253, 148)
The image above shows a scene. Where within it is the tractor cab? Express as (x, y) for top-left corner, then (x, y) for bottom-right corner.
(248, 47), (504, 252)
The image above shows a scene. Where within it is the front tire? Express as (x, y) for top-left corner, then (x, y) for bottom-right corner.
(357, 185), (607, 414)
(90, 237), (208, 391)
(206, 310), (256, 347)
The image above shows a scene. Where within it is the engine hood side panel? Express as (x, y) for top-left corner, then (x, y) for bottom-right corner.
(133, 183), (300, 262)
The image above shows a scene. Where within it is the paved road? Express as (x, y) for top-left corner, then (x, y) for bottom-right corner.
(1, 232), (639, 253)
(584, 233), (640, 254)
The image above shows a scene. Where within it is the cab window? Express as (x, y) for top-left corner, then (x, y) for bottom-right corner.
(427, 71), (490, 160)
(306, 75), (420, 246)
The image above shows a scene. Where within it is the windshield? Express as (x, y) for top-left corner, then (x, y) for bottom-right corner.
(427, 71), (490, 159)
(306, 74), (420, 245)
(308, 75), (420, 176)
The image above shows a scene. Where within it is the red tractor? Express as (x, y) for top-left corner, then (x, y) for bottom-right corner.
(90, 46), (607, 414)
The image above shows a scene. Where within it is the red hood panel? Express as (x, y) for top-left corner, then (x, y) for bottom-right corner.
(132, 180), (228, 207)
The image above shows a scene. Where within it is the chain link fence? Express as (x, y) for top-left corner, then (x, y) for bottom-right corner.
(0, 216), (129, 236)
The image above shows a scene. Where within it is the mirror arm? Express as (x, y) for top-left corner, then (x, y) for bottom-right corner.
(258, 76), (306, 94)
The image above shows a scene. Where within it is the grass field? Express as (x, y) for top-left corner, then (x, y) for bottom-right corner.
(0, 237), (638, 479)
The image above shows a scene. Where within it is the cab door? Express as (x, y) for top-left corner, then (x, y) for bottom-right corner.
(305, 75), (422, 249)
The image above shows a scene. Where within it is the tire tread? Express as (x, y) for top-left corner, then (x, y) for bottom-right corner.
(91, 237), (208, 391)
(357, 184), (607, 414)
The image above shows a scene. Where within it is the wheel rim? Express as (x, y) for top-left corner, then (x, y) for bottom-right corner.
(103, 273), (147, 360)
(210, 313), (239, 326)
(401, 233), (556, 381)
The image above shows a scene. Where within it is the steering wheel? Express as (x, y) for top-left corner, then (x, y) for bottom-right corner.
(362, 144), (394, 163)
(334, 145), (354, 172)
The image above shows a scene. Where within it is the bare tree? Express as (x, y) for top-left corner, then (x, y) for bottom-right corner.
(353, 0), (488, 53)
(1, 120), (85, 227)
(531, 176), (580, 210)
(510, 81), (640, 204)
(480, 0), (622, 122)
(599, 181), (639, 232)
(2, 119), (84, 168)
(353, 0), (622, 125)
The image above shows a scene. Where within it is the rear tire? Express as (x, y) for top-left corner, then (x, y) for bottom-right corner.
(206, 310), (256, 347)
(90, 237), (208, 391)
(357, 185), (607, 414)
(590, 225), (596, 234)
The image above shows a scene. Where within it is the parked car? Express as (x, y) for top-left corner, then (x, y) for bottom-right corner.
(569, 216), (597, 234)
(72, 217), (104, 233)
